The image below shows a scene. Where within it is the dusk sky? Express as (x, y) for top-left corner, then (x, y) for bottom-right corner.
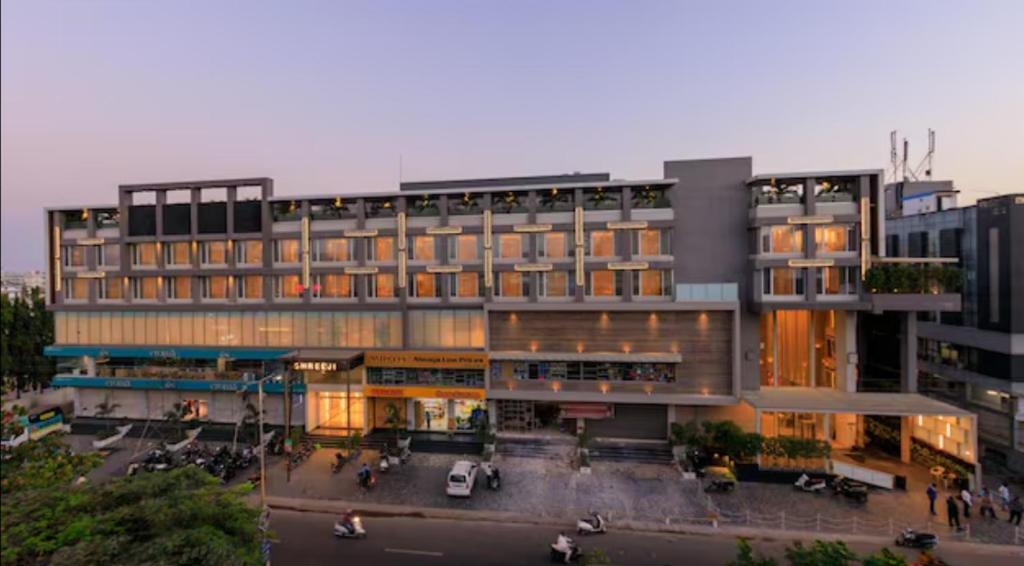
(2, 0), (1021, 270)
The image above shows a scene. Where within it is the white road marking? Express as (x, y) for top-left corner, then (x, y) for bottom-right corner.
(384, 548), (444, 557)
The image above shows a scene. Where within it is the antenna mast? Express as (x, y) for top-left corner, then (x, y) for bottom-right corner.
(890, 131), (899, 182)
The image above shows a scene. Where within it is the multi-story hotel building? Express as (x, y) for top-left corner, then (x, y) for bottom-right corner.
(43, 157), (979, 478)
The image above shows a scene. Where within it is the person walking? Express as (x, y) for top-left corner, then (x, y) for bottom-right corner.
(946, 495), (961, 530)
(926, 483), (938, 515)
(997, 482), (1010, 512)
(1008, 496), (1023, 526)
(979, 488), (997, 519)
(960, 487), (972, 519)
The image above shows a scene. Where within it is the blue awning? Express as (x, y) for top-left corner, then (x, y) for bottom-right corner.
(44, 346), (293, 361)
(52, 375), (304, 394)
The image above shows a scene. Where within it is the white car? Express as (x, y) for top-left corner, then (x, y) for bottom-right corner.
(445, 460), (478, 497)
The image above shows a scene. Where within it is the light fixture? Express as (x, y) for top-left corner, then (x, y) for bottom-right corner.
(917, 415), (923, 426)
(938, 435), (944, 449)
(945, 422), (952, 436)
(599, 383), (609, 394)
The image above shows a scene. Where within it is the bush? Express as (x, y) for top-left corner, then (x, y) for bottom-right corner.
(864, 265), (962, 294)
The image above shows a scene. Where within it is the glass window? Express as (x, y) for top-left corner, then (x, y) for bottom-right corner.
(368, 237), (396, 262)
(496, 272), (528, 298)
(633, 270), (672, 297)
(235, 240), (263, 265)
(131, 243), (157, 267)
(271, 201), (302, 222)
(632, 186), (671, 208)
(275, 275), (303, 299)
(201, 276), (229, 299)
(365, 198), (397, 218)
(633, 229), (671, 256)
(315, 274), (354, 299)
(497, 234), (526, 260)
(814, 225), (856, 253)
(274, 239), (300, 264)
(238, 275), (263, 299)
(452, 272), (482, 298)
(309, 198), (357, 220)
(583, 188), (621, 210)
(99, 278), (123, 300)
(167, 276), (191, 300)
(761, 226), (804, 254)
(764, 268), (804, 296)
(62, 246), (87, 268)
(165, 242), (191, 266)
(492, 191), (528, 214)
(312, 238), (353, 262)
(407, 194), (440, 217)
(369, 273), (396, 298)
(131, 277), (158, 300)
(540, 271), (573, 298)
(63, 278), (88, 300)
(537, 188), (574, 212)
(409, 236), (436, 261)
(817, 267), (858, 295)
(586, 271), (622, 297)
(537, 232), (569, 259)
(448, 234), (481, 262)
(586, 231), (617, 258)
(448, 193), (482, 215)
(98, 244), (120, 267)
(200, 241), (228, 265)
(410, 273), (440, 298)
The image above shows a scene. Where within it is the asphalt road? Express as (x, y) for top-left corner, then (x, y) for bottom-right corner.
(269, 509), (1023, 566)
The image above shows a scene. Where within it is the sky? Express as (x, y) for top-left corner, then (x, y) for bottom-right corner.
(2, 0), (1022, 270)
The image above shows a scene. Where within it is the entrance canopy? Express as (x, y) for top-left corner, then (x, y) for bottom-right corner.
(742, 388), (972, 417)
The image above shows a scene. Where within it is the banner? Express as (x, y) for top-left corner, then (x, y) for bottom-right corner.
(365, 351), (487, 370)
(364, 385), (485, 400)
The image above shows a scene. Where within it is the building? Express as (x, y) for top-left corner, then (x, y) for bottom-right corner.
(42, 158), (977, 481)
(2, 270), (48, 299)
(885, 185), (1024, 471)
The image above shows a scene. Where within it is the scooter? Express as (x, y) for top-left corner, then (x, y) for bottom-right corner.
(358, 471), (377, 490)
(794, 473), (827, 493)
(576, 513), (607, 535)
(705, 478), (736, 493)
(831, 475), (869, 503)
(549, 539), (582, 563)
(333, 516), (367, 539)
(894, 528), (938, 549)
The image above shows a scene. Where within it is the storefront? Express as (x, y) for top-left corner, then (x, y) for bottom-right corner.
(363, 350), (487, 433)
(288, 350), (366, 434)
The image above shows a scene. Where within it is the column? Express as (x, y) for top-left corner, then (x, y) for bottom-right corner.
(901, 313), (918, 392)
(900, 416), (912, 463)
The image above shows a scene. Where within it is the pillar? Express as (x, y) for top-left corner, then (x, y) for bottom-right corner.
(900, 416), (912, 463)
(900, 313), (918, 393)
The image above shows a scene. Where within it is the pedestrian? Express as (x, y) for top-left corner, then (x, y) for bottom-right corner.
(997, 482), (1010, 511)
(425, 411), (432, 430)
(1009, 496), (1023, 526)
(979, 488), (997, 519)
(960, 487), (972, 519)
(926, 483), (938, 515)
(946, 496), (961, 529)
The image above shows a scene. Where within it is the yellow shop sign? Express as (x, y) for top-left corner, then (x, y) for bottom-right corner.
(365, 351), (488, 370)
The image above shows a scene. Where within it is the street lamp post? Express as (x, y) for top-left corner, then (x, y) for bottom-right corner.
(252, 371), (282, 508)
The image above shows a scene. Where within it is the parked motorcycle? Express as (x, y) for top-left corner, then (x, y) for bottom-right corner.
(831, 475), (869, 503)
(894, 528), (938, 549)
(794, 473), (827, 493)
(705, 478), (736, 493)
(576, 513), (607, 535)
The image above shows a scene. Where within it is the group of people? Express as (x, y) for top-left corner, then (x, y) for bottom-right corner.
(927, 481), (1023, 529)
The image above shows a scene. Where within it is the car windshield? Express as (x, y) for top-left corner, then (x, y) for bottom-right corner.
(449, 474), (466, 484)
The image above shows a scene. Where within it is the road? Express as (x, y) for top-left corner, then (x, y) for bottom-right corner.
(269, 509), (1023, 565)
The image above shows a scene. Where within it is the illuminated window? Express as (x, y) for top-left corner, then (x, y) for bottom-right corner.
(763, 268), (804, 296)
(540, 271), (573, 298)
(274, 239), (300, 264)
(98, 244), (120, 267)
(586, 271), (622, 297)
(131, 243), (158, 267)
(130, 277), (158, 300)
(496, 272), (529, 298)
(586, 231), (617, 258)
(632, 229), (671, 256)
(200, 276), (229, 299)
(817, 267), (858, 295)
(314, 274), (354, 299)
(165, 242), (191, 266)
(497, 234), (526, 260)
(814, 225), (856, 253)
(368, 237), (396, 262)
(238, 275), (263, 299)
(369, 273), (396, 299)
(166, 276), (192, 300)
(99, 278), (123, 300)
(761, 226), (804, 254)
(448, 234), (481, 262)
(312, 238), (354, 262)
(61, 246), (87, 268)
(63, 278), (88, 300)
(453, 272), (482, 298)
(235, 240), (263, 265)
(633, 270), (672, 297)
(537, 232), (569, 259)
(274, 275), (303, 299)
(409, 236), (436, 261)
(410, 273), (440, 298)
(200, 241), (228, 265)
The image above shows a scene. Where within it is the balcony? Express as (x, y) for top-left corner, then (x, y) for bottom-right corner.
(865, 263), (963, 313)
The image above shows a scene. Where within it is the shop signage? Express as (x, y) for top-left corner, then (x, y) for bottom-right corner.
(426, 226), (463, 235)
(606, 220), (648, 230)
(77, 271), (106, 279)
(786, 215), (834, 225)
(512, 224), (552, 233)
(365, 350), (488, 370)
(76, 237), (105, 245)
(513, 263), (553, 272)
(787, 258), (835, 268)
(344, 266), (379, 275)
(607, 261), (649, 271)
(426, 264), (463, 274)
(292, 361), (338, 372)
(364, 385), (485, 400)
(343, 229), (379, 238)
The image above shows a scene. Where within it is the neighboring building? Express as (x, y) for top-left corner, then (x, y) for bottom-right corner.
(886, 186), (1024, 471)
(41, 159), (976, 479)
(2, 270), (48, 299)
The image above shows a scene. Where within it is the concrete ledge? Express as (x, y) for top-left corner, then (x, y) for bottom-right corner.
(869, 293), (962, 313)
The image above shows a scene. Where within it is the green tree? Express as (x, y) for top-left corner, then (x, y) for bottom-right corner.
(0, 289), (55, 397)
(384, 401), (403, 445)
(582, 548), (614, 565)
(784, 541), (857, 566)
(861, 548), (909, 566)
(1, 293), (13, 391)
(730, 538), (777, 566)
(163, 402), (190, 442)
(1, 405), (102, 495)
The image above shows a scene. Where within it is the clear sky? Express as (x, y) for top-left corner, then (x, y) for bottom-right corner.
(2, 0), (1021, 270)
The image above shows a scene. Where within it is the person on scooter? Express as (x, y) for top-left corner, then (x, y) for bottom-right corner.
(553, 532), (575, 563)
(357, 463), (371, 487)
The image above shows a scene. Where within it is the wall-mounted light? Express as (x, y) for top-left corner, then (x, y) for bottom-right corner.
(643, 384), (653, 396)
(551, 382), (561, 392)
(529, 341), (538, 353)
(576, 342), (585, 353)
(599, 383), (609, 394)
(701, 388), (709, 396)
(509, 313), (518, 325)
(945, 422), (952, 437)
(917, 415), (923, 426)
(599, 312), (610, 328)
(622, 343), (631, 354)
(938, 435), (945, 449)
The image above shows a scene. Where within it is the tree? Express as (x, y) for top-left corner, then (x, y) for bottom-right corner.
(0, 288), (55, 397)
(784, 541), (857, 566)
(730, 538), (777, 566)
(582, 548), (614, 565)
(163, 402), (190, 442)
(861, 548), (909, 566)
(94, 396), (122, 438)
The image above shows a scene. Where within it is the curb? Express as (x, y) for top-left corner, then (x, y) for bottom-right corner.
(263, 495), (1024, 557)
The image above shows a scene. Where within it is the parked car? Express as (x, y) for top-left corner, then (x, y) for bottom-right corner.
(446, 460), (478, 497)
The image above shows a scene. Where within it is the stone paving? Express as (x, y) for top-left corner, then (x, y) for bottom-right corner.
(264, 447), (705, 524)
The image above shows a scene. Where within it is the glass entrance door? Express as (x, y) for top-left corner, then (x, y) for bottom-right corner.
(413, 398), (449, 431)
(317, 392), (365, 430)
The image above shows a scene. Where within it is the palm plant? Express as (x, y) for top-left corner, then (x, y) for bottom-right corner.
(384, 402), (403, 446)
(163, 402), (189, 442)
(94, 397), (121, 438)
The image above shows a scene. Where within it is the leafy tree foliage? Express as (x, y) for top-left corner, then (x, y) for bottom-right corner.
(732, 538), (910, 566)
(0, 288), (54, 396)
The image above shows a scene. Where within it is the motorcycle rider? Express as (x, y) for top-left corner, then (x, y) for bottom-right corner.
(553, 532), (575, 563)
(338, 509), (356, 533)
(357, 463), (371, 487)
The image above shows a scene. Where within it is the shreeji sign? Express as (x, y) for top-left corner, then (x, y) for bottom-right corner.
(51, 375), (304, 394)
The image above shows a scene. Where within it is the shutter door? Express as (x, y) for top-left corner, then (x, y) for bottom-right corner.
(586, 404), (667, 440)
